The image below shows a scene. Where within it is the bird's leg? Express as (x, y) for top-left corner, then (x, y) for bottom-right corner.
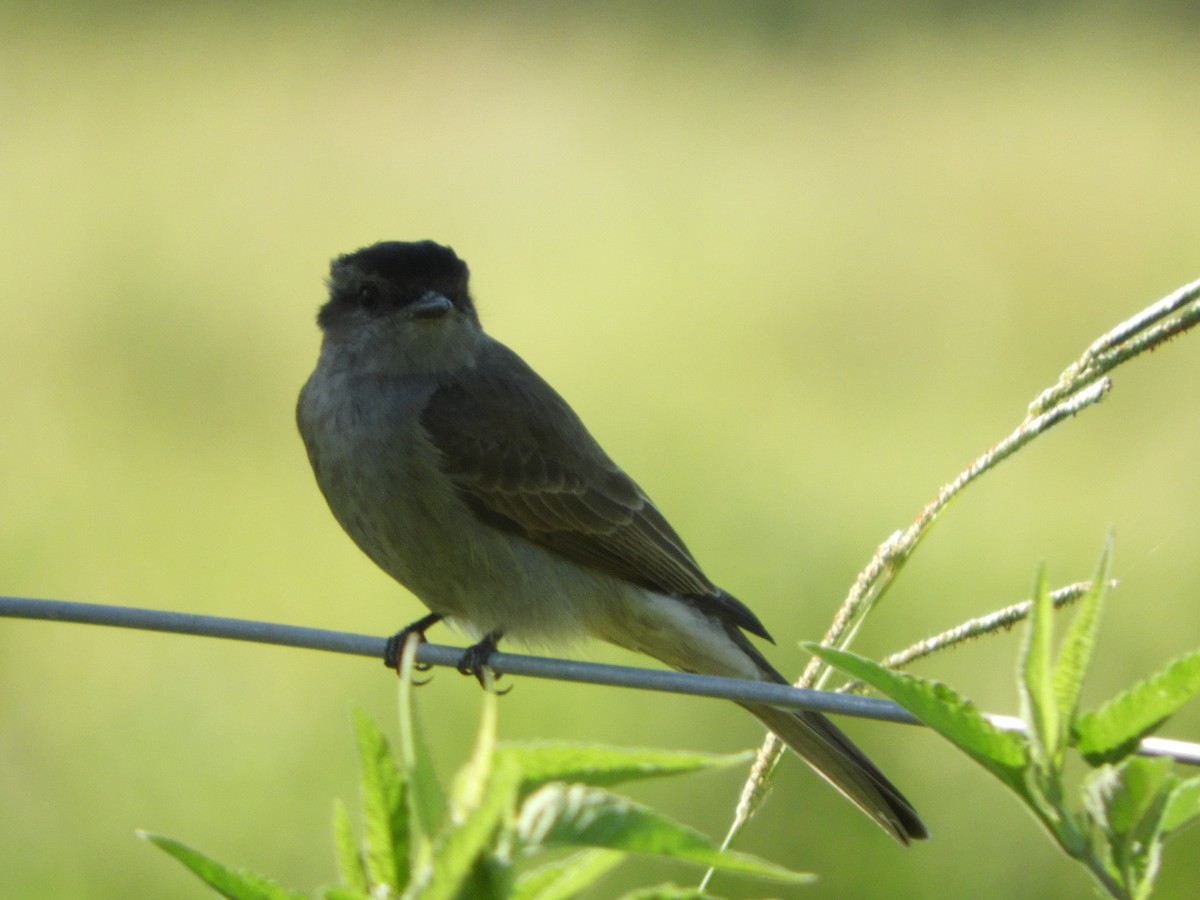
(457, 630), (509, 693)
(384, 613), (445, 672)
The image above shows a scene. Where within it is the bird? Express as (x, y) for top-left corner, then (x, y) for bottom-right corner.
(296, 239), (927, 844)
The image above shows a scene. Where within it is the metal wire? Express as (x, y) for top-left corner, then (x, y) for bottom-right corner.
(3, 594), (1198, 765)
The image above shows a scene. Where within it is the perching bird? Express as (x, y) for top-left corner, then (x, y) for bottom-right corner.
(296, 240), (926, 844)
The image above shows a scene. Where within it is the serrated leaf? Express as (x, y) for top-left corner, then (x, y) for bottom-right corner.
(1020, 565), (1060, 768)
(404, 754), (522, 900)
(331, 799), (368, 893)
(497, 743), (752, 796)
(351, 708), (407, 890)
(514, 783), (812, 884)
(139, 832), (307, 900)
(1074, 649), (1200, 765)
(1052, 537), (1111, 729)
(806, 644), (1029, 797)
(512, 849), (625, 900)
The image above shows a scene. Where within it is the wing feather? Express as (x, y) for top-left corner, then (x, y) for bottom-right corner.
(419, 341), (772, 641)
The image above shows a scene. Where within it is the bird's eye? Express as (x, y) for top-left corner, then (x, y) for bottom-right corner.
(357, 284), (380, 311)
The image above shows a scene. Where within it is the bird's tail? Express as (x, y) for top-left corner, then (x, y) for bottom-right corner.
(598, 593), (927, 844)
(738, 697), (927, 844)
(731, 628), (927, 845)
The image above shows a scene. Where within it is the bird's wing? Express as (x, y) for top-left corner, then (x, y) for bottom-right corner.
(418, 340), (772, 641)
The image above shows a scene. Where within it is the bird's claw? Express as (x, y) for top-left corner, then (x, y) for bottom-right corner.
(456, 632), (510, 694)
(384, 613), (445, 674)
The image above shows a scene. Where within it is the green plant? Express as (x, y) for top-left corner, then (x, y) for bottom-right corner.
(141, 644), (811, 899)
(809, 536), (1200, 900)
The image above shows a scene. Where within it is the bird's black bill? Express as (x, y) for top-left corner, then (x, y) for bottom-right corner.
(408, 291), (454, 320)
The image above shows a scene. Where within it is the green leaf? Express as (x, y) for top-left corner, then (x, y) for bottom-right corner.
(1121, 771), (1200, 899)
(331, 799), (368, 894)
(449, 686), (499, 823)
(1020, 565), (1060, 768)
(351, 708), (408, 890)
(512, 849), (625, 900)
(323, 890), (372, 900)
(1161, 776), (1200, 835)
(496, 743), (752, 795)
(414, 689), (514, 900)
(1074, 649), (1200, 765)
(139, 832), (307, 900)
(394, 638), (444, 875)
(1083, 756), (1176, 896)
(1052, 537), (1111, 729)
(406, 753), (523, 900)
(1085, 756), (1174, 837)
(615, 885), (725, 900)
(449, 853), (514, 900)
(514, 783), (812, 884)
(806, 644), (1029, 797)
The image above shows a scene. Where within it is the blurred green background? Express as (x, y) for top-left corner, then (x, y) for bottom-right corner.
(2, 2), (1199, 897)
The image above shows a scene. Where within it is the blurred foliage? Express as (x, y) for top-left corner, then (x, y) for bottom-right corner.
(147, 693), (809, 898)
(817, 540), (1200, 899)
(2, 3), (1199, 899)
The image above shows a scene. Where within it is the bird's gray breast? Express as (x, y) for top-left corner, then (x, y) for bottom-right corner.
(299, 370), (452, 594)
(298, 367), (632, 639)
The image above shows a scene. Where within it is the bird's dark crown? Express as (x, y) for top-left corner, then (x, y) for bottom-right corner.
(338, 240), (467, 289)
(321, 240), (476, 328)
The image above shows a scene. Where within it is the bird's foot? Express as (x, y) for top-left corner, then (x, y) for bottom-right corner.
(456, 631), (510, 694)
(384, 613), (445, 677)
